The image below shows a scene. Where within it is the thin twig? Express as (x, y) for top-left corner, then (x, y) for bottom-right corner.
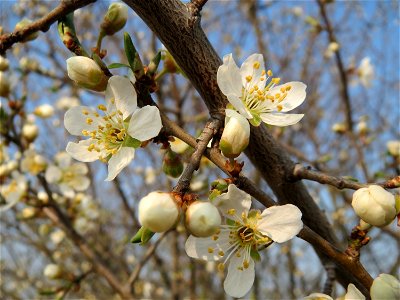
(0, 0), (96, 54)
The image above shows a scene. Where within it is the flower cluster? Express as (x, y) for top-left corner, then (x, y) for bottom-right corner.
(64, 75), (162, 181)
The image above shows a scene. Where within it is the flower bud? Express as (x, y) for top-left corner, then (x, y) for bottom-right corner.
(43, 264), (63, 280)
(219, 109), (250, 158)
(356, 120), (368, 135)
(370, 274), (400, 300)
(66, 56), (108, 92)
(162, 149), (184, 178)
(352, 185), (397, 227)
(19, 57), (39, 71)
(169, 137), (189, 154)
(22, 123), (39, 142)
(164, 51), (182, 74)
(0, 71), (11, 97)
(0, 56), (9, 71)
(186, 201), (221, 237)
(15, 19), (39, 42)
(21, 207), (38, 219)
(138, 192), (179, 232)
(101, 3), (128, 36)
(331, 122), (346, 134)
(34, 104), (54, 118)
(387, 140), (400, 157)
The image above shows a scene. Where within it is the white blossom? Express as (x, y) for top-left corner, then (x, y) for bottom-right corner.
(0, 172), (27, 212)
(357, 57), (374, 88)
(64, 75), (162, 181)
(185, 184), (303, 298)
(217, 53), (306, 127)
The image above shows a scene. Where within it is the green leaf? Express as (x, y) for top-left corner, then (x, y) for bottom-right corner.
(147, 51), (162, 76)
(140, 228), (155, 245)
(124, 32), (137, 71)
(130, 226), (155, 245)
(108, 63), (131, 69)
(124, 136), (141, 148)
(343, 176), (359, 182)
(130, 226), (145, 243)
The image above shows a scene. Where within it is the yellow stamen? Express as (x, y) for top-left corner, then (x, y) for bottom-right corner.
(253, 62), (260, 69)
(245, 75), (252, 82)
(208, 247), (214, 253)
(267, 70), (273, 77)
(86, 118), (93, 125)
(98, 104), (107, 111)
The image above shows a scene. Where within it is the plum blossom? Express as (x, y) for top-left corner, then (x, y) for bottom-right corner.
(217, 53), (306, 127)
(64, 75), (162, 181)
(185, 184), (303, 298)
(0, 171), (28, 212)
(45, 152), (90, 198)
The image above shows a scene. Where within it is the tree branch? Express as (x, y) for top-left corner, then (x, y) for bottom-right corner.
(0, 0), (96, 54)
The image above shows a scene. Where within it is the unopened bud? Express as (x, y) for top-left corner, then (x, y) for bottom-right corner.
(370, 273), (400, 300)
(331, 122), (346, 134)
(21, 207), (38, 219)
(101, 3), (128, 36)
(19, 57), (39, 71)
(387, 140), (400, 157)
(22, 123), (39, 142)
(169, 137), (189, 154)
(66, 56), (108, 91)
(356, 120), (368, 135)
(219, 109), (250, 158)
(162, 149), (183, 178)
(186, 201), (221, 237)
(138, 192), (179, 232)
(164, 51), (181, 74)
(0, 72), (10, 97)
(0, 56), (9, 71)
(43, 264), (63, 280)
(15, 19), (39, 42)
(34, 104), (54, 118)
(352, 185), (398, 227)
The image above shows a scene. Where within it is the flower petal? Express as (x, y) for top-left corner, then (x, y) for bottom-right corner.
(55, 152), (72, 168)
(128, 106), (162, 141)
(344, 284), (365, 300)
(69, 175), (91, 191)
(69, 162), (88, 175)
(258, 204), (303, 243)
(185, 231), (231, 261)
(105, 147), (135, 181)
(213, 184), (251, 218)
(105, 76), (137, 119)
(45, 165), (62, 183)
(217, 53), (242, 97)
(59, 184), (75, 198)
(304, 293), (333, 300)
(227, 94), (253, 119)
(240, 53), (266, 90)
(270, 81), (306, 112)
(260, 112), (304, 126)
(224, 255), (255, 298)
(66, 140), (100, 162)
(64, 106), (104, 136)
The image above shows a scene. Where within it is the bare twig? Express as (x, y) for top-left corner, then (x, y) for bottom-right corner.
(0, 0), (96, 54)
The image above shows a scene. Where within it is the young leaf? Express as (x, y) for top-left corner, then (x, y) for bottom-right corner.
(124, 32), (136, 71)
(108, 63), (131, 69)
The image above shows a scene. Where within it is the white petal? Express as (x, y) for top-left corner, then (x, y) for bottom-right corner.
(217, 53), (242, 97)
(66, 140), (100, 162)
(105, 147), (135, 181)
(69, 162), (88, 175)
(59, 184), (75, 198)
(240, 53), (266, 90)
(258, 204), (303, 243)
(106, 76), (137, 119)
(128, 106), (162, 141)
(260, 112), (304, 126)
(227, 94), (253, 119)
(185, 231), (231, 261)
(213, 184), (251, 218)
(344, 284), (365, 300)
(69, 175), (90, 191)
(45, 166), (62, 183)
(304, 293), (333, 300)
(224, 254), (255, 298)
(270, 81), (306, 112)
(55, 152), (72, 168)
(64, 106), (103, 136)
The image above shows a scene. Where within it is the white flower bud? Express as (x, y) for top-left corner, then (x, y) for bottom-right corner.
(356, 120), (368, 135)
(0, 71), (10, 97)
(19, 57), (39, 71)
(387, 140), (400, 157)
(43, 264), (63, 280)
(331, 122), (346, 134)
(22, 123), (39, 141)
(138, 192), (179, 232)
(219, 109), (250, 158)
(34, 104), (54, 118)
(21, 207), (37, 219)
(352, 185), (397, 227)
(50, 229), (65, 245)
(15, 19), (39, 42)
(66, 57), (108, 92)
(0, 56), (9, 71)
(186, 201), (221, 237)
(370, 273), (400, 300)
(101, 3), (128, 35)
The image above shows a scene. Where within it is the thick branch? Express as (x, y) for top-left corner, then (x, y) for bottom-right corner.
(0, 0), (96, 54)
